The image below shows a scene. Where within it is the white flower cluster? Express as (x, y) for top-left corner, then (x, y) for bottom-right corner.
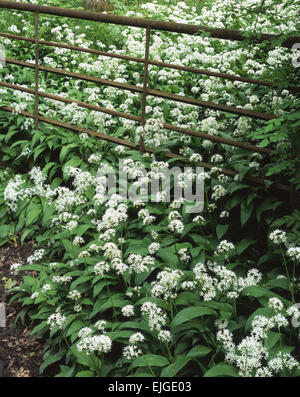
(148, 242), (160, 255)
(67, 289), (81, 301)
(77, 334), (112, 355)
(10, 263), (22, 275)
(178, 248), (191, 264)
(151, 268), (184, 300)
(215, 240), (235, 258)
(286, 247), (300, 262)
(216, 298), (300, 377)
(27, 249), (45, 264)
(127, 254), (154, 274)
(193, 262), (262, 301)
(141, 302), (167, 331)
(269, 229), (287, 245)
(47, 311), (66, 330)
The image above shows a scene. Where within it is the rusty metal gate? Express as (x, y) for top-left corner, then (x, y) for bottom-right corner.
(0, 0), (299, 200)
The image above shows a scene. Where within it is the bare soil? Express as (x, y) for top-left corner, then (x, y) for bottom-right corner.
(0, 242), (45, 377)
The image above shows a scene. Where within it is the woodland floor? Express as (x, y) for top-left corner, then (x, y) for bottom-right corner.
(0, 242), (45, 377)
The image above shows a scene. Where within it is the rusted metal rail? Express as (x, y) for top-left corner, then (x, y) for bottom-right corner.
(0, 0), (299, 47)
(0, 0), (298, 199)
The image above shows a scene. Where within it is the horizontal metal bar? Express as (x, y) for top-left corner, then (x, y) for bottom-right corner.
(2, 57), (277, 120)
(0, 1), (299, 48)
(0, 32), (35, 42)
(2, 56), (143, 94)
(0, 80), (141, 122)
(0, 105), (290, 192)
(163, 122), (272, 154)
(1, 33), (299, 94)
(147, 88), (277, 120)
(0, 80), (274, 154)
(0, 106), (138, 148)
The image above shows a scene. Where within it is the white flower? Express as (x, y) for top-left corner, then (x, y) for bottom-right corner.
(129, 332), (145, 344)
(269, 229), (287, 245)
(168, 219), (184, 234)
(220, 211), (229, 219)
(27, 249), (45, 264)
(178, 248), (190, 263)
(211, 154), (223, 163)
(216, 240), (235, 258)
(95, 320), (108, 332)
(47, 312), (66, 330)
(121, 305), (135, 317)
(141, 302), (167, 331)
(212, 185), (227, 201)
(148, 242), (160, 255)
(158, 330), (172, 343)
(10, 263), (22, 275)
(193, 215), (205, 225)
(67, 289), (81, 301)
(78, 327), (93, 338)
(286, 247), (300, 261)
(268, 297), (284, 313)
(151, 268), (184, 300)
(181, 281), (197, 290)
(77, 334), (112, 354)
(73, 236), (85, 246)
(190, 153), (203, 162)
(123, 344), (142, 360)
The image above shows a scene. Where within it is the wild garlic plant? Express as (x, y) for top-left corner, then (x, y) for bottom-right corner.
(0, 0), (299, 378)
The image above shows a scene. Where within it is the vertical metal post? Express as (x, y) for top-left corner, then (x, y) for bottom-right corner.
(140, 27), (151, 153)
(34, 11), (39, 129)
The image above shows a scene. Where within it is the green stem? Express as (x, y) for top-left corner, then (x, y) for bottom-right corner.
(278, 329), (286, 377)
(165, 344), (173, 362)
(280, 245), (295, 304)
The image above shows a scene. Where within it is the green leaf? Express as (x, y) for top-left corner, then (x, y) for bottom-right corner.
(236, 239), (255, 255)
(132, 354), (169, 369)
(75, 371), (95, 377)
(204, 363), (238, 377)
(21, 229), (33, 244)
(66, 320), (85, 338)
(59, 144), (77, 163)
(242, 286), (290, 305)
(171, 306), (217, 328)
(25, 206), (42, 227)
(161, 356), (191, 377)
(216, 224), (229, 240)
(40, 350), (65, 374)
(187, 345), (212, 359)
(157, 246), (179, 267)
(241, 200), (253, 227)
(265, 332), (281, 350)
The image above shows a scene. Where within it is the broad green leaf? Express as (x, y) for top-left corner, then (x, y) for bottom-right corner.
(75, 371), (95, 377)
(132, 354), (169, 369)
(216, 224), (229, 240)
(66, 320), (85, 338)
(171, 306), (217, 328)
(161, 356), (191, 377)
(204, 363), (238, 377)
(265, 332), (281, 350)
(187, 345), (212, 359)
(40, 350), (65, 374)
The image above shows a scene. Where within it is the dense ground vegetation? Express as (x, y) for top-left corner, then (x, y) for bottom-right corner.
(0, 0), (299, 377)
